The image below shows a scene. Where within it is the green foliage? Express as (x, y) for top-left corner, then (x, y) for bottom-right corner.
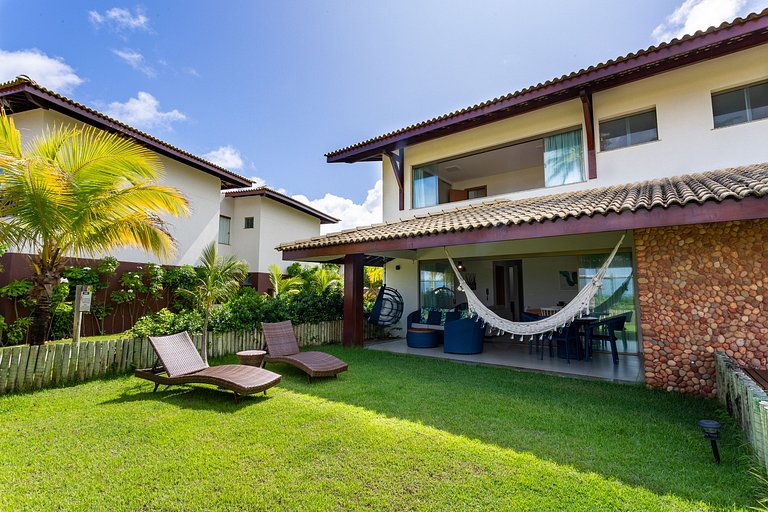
(267, 264), (303, 298)
(164, 264), (198, 311)
(127, 308), (204, 338)
(6, 317), (31, 344)
(62, 266), (101, 288)
(0, 279), (33, 299)
(285, 262), (303, 277)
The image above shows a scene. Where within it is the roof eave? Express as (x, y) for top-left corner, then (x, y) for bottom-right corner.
(326, 12), (768, 164)
(1, 83), (252, 189)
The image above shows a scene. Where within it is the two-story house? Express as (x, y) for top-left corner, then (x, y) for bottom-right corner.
(279, 10), (768, 396)
(0, 76), (336, 333)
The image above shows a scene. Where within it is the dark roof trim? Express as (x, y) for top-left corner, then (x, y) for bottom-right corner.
(0, 77), (252, 189)
(223, 187), (339, 224)
(283, 196), (768, 260)
(326, 9), (768, 163)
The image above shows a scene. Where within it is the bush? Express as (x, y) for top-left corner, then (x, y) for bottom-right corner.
(127, 308), (204, 338)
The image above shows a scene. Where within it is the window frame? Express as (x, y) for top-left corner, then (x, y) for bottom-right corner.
(711, 80), (768, 129)
(244, 216), (255, 229)
(598, 108), (659, 152)
(218, 215), (231, 245)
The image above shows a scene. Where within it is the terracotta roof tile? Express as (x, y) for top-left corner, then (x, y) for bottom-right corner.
(0, 76), (252, 188)
(278, 163), (768, 251)
(326, 9), (768, 161)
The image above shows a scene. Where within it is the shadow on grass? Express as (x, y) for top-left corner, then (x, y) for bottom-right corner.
(245, 345), (757, 509)
(100, 379), (274, 412)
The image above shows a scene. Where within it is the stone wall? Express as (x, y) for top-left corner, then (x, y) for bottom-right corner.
(635, 220), (768, 396)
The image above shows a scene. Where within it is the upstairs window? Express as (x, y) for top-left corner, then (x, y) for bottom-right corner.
(411, 128), (584, 209)
(218, 215), (231, 245)
(712, 82), (768, 128)
(244, 216), (254, 229)
(543, 129), (585, 186)
(599, 110), (658, 151)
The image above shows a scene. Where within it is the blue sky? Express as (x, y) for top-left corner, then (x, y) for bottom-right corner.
(1, 0), (766, 231)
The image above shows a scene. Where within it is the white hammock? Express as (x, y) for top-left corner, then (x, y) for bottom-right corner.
(446, 235), (625, 338)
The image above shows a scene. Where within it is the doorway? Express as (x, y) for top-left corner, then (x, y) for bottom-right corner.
(493, 260), (523, 321)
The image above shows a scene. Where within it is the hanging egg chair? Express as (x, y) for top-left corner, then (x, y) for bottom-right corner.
(367, 286), (404, 327)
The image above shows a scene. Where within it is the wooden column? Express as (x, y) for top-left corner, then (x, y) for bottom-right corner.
(580, 89), (597, 180)
(384, 148), (405, 210)
(343, 253), (365, 347)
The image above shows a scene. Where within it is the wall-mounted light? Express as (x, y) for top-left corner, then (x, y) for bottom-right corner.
(457, 261), (465, 271)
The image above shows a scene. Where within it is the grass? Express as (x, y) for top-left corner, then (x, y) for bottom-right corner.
(0, 346), (759, 511)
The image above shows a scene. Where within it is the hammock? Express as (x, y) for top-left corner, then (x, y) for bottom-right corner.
(445, 235), (625, 338)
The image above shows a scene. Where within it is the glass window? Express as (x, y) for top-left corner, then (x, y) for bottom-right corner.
(218, 216), (231, 245)
(544, 128), (585, 187)
(578, 251), (637, 354)
(244, 216), (254, 229)
(467, 186), (487, 199)
(413, 165), (438, 208)
(419, 261), (456, 310)
(712, 82), (768, 128)
(599, 110), (658, 151)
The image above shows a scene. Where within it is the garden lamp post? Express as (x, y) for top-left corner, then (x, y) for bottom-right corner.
(698, 419), (722, 463)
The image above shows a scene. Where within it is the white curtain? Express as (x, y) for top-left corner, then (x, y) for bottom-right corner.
(544, 129), (585, 187)
(413, 166), (438, 208)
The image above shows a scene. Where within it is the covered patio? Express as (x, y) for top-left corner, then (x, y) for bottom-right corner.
(367, 337), (643, 383)
(278, 165), (768, 390)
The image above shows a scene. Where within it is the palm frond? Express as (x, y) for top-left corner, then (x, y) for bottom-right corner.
(0, 108), (22, 159)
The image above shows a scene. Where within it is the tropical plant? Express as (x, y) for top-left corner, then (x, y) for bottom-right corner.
(0, 109), (189, 344)
(267, 264), (303, 298)
(307, 266), (341, 294)
(180, 242), (247, 364)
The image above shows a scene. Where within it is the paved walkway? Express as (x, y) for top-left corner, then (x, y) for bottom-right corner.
(366, 337), (644, 384)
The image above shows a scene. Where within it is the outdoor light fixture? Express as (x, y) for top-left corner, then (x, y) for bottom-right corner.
(698, 419), (722, 463)
(457, 261), (465, 271)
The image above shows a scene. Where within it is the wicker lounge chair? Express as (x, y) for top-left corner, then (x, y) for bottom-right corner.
(135, 331), (281, 401)
(261, 321), (348, 382)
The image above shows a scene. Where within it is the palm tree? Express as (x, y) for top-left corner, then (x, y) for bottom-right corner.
(267, 264), (303, 298)
(186, 242), (247, 364)
(0, 110), (190, 344)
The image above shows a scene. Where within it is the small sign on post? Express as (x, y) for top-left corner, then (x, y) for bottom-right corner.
(73, 285), (93, 343)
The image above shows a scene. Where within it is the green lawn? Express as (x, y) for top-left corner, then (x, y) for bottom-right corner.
(0, 346), (758, 511)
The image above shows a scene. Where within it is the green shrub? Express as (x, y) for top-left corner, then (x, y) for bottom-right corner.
(127, 308), (204, 338)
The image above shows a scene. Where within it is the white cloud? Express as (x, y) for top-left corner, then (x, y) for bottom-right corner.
(89, 7), (149, 31)
(104, 91), (186, 130)
(652, 0), (751, 42)
(293, 179), (383, 234)
(112, 48), (155, 77)
(204, 145), (244, 170)
(249, 176), (267, 187)
(0, 49), (83, 93)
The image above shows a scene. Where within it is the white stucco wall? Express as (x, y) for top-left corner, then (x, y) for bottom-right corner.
(256, 199), (323, 273)
(10, 109), (223, 266)
(380, 44), (768, 222)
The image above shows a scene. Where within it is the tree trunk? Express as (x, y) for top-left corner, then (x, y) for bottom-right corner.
(27, 247), (65, 345)
(28, 288), (52, 345)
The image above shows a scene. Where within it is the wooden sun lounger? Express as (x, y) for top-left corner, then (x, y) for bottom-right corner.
(261, 321), (348, 383)
(135, 331), (281, 401)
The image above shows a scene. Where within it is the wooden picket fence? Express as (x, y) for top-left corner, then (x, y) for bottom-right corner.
(715, 352), (768, 472)
(0, 320), (386, 395)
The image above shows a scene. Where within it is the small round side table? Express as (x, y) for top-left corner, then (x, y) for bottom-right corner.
(236, 349), (267, 368)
